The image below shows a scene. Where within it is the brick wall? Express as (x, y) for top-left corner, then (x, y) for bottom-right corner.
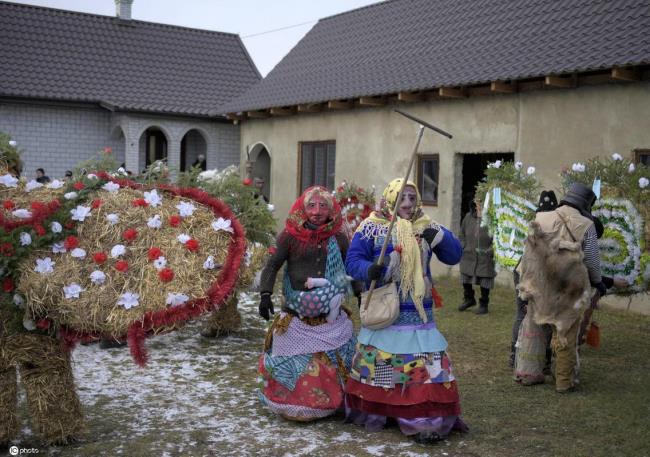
(0, 102), (125, 179)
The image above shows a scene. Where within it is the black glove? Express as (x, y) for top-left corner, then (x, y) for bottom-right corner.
(258, 294), (274, 321)
(367, 263), (384, 281)
(422, 227), (439, 245)
(594, 282), (607, 297)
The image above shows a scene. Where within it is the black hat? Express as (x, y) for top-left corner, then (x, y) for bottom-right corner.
(536, 190), (558, 213)
(560, 182), (597, 218)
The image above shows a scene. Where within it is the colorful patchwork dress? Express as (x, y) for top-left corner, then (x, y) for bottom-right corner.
(257, 186), (358, 421)
(344, 179), (467, 438)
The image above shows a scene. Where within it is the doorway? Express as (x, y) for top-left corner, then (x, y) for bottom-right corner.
(460, 152), (514, 219)
(144, 128), (167, 168)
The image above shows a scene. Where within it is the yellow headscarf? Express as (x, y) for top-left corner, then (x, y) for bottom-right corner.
(361, 178), (431, 321)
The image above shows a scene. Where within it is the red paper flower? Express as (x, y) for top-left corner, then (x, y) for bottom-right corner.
(115, 260), (129, 272)
(64, 236), (79, 250)
(123, 228), (138, 242)
(148, 247), (163, 261)
(158, 268), (174, 282)
(169, 215), (181, 227)
(132, 198), (148, 207)
(30, 201), (46, 211)
(2, 277), (14, 292)
(92, 252), (107, 264)
(36, 318), (51, 330)
(91, 199), (103, 209)
(185, 239), (199, 252)
(73, 182), (85, 191)
(0, 243), (14, 257)
(3, 200), (15, 210)
(103, 146), (113, 154)
(34, 224), (46, 236)
(243, 178), (252, 186)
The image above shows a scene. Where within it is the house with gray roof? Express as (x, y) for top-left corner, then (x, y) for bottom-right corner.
(222, 0), (650, 233)
(0, 0), (260, 179)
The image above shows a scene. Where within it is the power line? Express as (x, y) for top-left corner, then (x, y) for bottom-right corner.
(241, 19), (317, 38)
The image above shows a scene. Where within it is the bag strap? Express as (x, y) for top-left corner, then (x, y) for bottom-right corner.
(556, 212), (577, 243)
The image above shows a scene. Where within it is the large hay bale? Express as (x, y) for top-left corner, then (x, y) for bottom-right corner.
(1, 173), (246, 365)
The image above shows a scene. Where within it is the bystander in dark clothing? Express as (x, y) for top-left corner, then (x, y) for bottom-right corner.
(458, 199), (496, 314)
(35, 168), (50, 184)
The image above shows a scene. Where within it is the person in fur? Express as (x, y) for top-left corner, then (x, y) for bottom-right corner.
(256, 186), (358, 422)
(344, 179), (467, 444)
(516, 183), (608, 393)
(509, 191), (557, 370)
(458, 195), (496, 314)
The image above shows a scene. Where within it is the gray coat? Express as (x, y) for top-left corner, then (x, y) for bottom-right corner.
(459, 211), (496, 278)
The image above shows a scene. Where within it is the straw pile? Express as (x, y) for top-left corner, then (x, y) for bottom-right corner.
(14, 186), (234, 337)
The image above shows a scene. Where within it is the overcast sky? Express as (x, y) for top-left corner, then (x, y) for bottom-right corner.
(10, 0), (382, 76)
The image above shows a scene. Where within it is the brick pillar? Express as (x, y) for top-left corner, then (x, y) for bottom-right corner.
(167, 138), (181, 182)
(124, 134), (139, 174)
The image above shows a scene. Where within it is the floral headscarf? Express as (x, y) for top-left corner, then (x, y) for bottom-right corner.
(281, 186), (342, 250)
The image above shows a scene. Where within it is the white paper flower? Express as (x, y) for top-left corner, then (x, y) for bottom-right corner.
(0, 174), (19, 188)
(25, 180), (43, 192)
(639, 177), (649, 189)
(12, 209), (32, 219)
(211, 217), (234, 234)
(571, 162), (586, 172)
(47, 179), (64, 189)
(64, 191), (78, 200)
(514, 161), (523, 170)
(612, 153), (623, 161)
(70, 205), (91, 222)
(87, 173), (98, 180)
(63, 283), (84, 299)
(106, 213), (119, 225)
(19, 232), (32, 246)
(50, 221), (62, 233)
(111, 244), (126, 258)
(52, 242), (66, 254)
(526, 166), (536, 175)
(117, 292), (139, 310)
(493, 160), (502, 169)
(166, 292), (189, 307)
(71, 248), (86, 258)
(203, 255), (216, 270)
(267, 204), (275, 212)
(117, 167), (127, 175)
(13, 294), (24, 308)
(629, 163), (636, 173)
(177, 233), (191, 244)
(23, 317), (36, 331)
(147, 214), (162, 229)
(90, 270), (106, 285)
(153, 256), (167, 270)
(8, 140), (17, 147)
(102, 182), (120, 193)
(176, 201), (196, 217)
(34, 257), (55, 274)
(144, 189), (163, 207)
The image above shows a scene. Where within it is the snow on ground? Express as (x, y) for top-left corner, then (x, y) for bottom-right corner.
(12, 293), (450, 456)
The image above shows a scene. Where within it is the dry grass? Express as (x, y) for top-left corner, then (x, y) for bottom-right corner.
(15, 187), (232, 336)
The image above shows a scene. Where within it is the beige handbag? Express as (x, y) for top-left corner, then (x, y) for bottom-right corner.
(360, 282), (400, 330)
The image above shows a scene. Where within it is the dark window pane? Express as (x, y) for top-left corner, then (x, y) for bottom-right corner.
(300, 141), (336, 192)
(419, 155), (439, 204)
(639, 153), (649, 166)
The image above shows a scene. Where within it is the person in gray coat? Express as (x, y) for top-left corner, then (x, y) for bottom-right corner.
(458, 195), (496, 314)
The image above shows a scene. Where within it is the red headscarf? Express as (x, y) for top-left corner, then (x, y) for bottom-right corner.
(281, 186), (342, 250)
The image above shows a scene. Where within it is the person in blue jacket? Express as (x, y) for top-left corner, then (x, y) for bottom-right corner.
(344, 178), (468, 444)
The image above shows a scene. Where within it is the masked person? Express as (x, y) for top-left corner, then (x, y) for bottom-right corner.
(344, 179), (467, 444)
(516, 182), (608, 393)
(257, 186), (358, 421)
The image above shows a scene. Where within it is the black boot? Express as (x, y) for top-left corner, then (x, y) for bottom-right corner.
(508, 343), (516, 368)
(458, 284), (476, 311)
(475, 287), (490, 314)
(543, 347), (553, 375)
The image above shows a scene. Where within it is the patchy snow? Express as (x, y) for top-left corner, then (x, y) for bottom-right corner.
(10, 293), (455, 456)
